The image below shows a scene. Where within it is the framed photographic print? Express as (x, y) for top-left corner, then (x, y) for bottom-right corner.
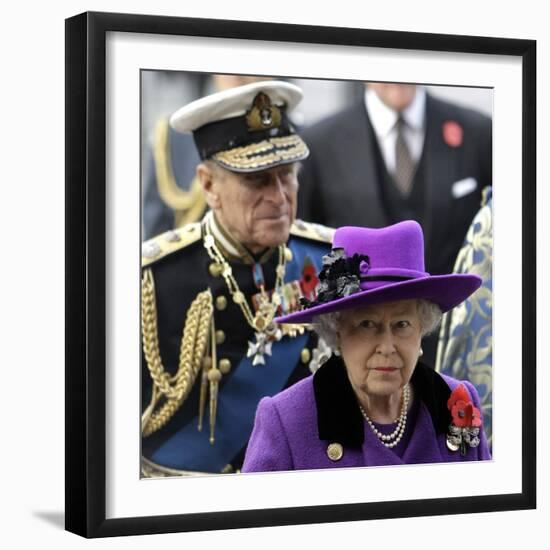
(65, 11), (536, 538)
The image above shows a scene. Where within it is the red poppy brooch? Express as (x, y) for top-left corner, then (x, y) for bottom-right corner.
(442, 120), (463, 147)
(446, 383), (482, 455)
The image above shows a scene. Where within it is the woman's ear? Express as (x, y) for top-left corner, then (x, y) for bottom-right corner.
(334, 332), (341, 356)
(197, 163), (221, 209)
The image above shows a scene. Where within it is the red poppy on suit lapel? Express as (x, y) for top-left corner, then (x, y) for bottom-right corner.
(442, 120), (463, 147)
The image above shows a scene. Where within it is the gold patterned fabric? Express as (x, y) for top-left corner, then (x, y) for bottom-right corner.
(436, 187), (493, 446)
(212, 135), (308, 172)
(153, 118), (207, 226)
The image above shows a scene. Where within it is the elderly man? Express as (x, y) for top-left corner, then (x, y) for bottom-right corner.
(140, 81), (333, 476)
(142, 74), (275, 239)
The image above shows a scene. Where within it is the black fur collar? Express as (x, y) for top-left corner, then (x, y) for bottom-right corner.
(313, 355), (452, 448)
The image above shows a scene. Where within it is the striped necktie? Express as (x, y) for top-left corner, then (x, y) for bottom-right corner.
(394, 116), (415, 196)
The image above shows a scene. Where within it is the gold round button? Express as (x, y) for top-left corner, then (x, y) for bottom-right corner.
(209, 262), (223, 277)
(215, 295), (228, 311)
(215, 330), (226, 345)
(254, 316), (266, 330)
(284, 247), (293, 262)
(219, 359), (232, 374)
(326, 443), (343, 461)
(207, 368), (222, 383)
(300, 348), (311, 364)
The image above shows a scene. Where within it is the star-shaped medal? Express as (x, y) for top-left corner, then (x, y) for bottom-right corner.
(247, 332), (273, 366)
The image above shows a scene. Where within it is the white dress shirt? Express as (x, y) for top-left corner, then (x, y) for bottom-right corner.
(364, 86), (426, 174)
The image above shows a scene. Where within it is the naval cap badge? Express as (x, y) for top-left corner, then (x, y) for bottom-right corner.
(246, 92), (282, 132)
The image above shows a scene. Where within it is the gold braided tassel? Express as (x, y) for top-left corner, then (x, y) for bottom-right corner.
(208, 368), (221, 444)
(206, 315), (220, 444)
(141, 268), (213, 437)
(197, 359), (211, 432)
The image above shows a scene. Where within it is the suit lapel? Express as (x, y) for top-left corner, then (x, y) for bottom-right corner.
(361, 396), (445, 467)
(402, 403), (444, 464)
(362, 424), (404, 466)
(337, 104), (389, 227)
(421, 95), (456, 264)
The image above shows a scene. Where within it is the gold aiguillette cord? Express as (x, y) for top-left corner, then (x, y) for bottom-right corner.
(198, 314), (221, 444)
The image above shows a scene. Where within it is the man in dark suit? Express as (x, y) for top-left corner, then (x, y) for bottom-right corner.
(297, 83), (492, 277)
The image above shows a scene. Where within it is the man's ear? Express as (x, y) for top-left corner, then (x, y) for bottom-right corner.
(197, 162), (221, 209)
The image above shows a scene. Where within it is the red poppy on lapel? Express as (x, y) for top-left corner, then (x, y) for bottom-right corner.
(447, 384), (482, 428)
(442, 120), (463, 147)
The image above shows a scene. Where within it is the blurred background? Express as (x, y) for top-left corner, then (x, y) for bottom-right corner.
(141, 70), (492, 214)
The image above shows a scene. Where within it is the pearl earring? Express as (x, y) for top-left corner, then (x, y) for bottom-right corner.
(419, 348), (424, 357)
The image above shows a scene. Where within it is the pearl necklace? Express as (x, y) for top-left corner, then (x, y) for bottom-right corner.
(359, 384), (410, 449)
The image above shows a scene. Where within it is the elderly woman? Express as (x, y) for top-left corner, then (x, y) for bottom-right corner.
(242, 221), (491, 472)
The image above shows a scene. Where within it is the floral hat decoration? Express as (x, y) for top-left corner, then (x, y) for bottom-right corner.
(276, 220), (482, 324)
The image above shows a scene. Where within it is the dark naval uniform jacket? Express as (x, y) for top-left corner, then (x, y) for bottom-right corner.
(140, 213), (332, 476)
(297, 93), (492, 277)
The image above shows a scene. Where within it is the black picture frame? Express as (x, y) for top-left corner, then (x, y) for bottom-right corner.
(65, 11), (536, 538)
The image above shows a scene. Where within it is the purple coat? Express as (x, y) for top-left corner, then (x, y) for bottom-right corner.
(242, 356), (491, 472)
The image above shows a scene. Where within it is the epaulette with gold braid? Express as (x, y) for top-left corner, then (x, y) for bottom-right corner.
(141, 223), (202, 267)
(290, 219), (335, 244)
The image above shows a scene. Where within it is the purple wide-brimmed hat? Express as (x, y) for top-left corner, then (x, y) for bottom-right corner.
(277, 220), (482, 324)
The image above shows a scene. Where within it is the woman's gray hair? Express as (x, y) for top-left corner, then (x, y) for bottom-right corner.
(312, 299), (443, 351)
(312, 311), (342, 351)
(416, 299), (443, 336)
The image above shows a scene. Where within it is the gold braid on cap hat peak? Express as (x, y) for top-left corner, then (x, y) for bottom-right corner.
(213, 135), (308, 170)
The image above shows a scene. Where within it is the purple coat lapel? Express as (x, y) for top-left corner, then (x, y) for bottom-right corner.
(362, 423), (403, 466)
(361, 403), (444, 467)
(401, 404), (444, 464)
(242, 356), (491, 473)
